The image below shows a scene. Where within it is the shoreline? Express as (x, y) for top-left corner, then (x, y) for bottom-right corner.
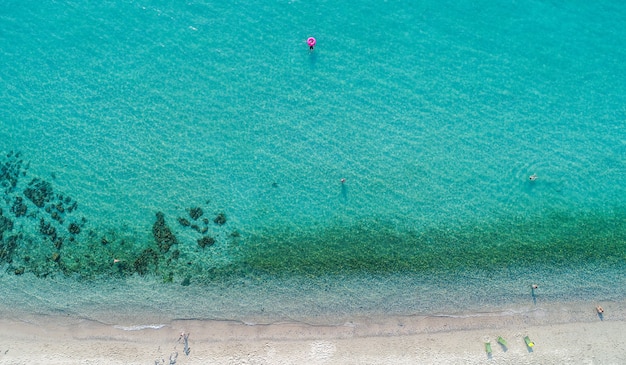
(1, 300), (624, 364)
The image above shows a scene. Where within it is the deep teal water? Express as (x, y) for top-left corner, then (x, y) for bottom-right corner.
(1, 1), (625, 323)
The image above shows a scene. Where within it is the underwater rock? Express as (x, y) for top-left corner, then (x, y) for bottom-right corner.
(67, 201), (77, 213)
(68, 222), (81, 235)
(162, 271), (174, 283)
(152, 212), (178, 253)
(51, 252), (60, 262)
(178, 217), (190, 227)
(11, 197), (27, 217)
(0, 234), (18, 263)
(51, 211), (63, 224)
(189, 207), (203, 220)
(23, 178), (54, 208)
(213, 213), (227, 225)
(0, 153), (24, 191)
(39, 218), (57, 243)
(181, 276), (191, 286)
(14, 267), (25, 275)
(53, 237), (63, 250)
(133, 248), (159, 275)
(0, 215), (14, 240)
(197, 236), (215, 248)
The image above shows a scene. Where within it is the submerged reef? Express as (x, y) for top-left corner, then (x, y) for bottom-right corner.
(1, 151), (625, 286)
(189, 207), (203, 220)
(197, 236), (215, 248)
(23, 178), (54, 208)
(11, 196), (27, 217)
(153, 212), (178, 253)
(0, 152), (237, 282)
(0, 211), (14, 240)
(0, 151), (25, 193)
(178, 208), (228, 250)
(0, 152), (88, 277)
(0, 212), (15, 260)
(213, 212), (227, 225)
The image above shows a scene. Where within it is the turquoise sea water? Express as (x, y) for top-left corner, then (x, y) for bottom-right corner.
(1, 1), (625, 325)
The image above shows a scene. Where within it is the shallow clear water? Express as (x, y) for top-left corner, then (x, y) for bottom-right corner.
(1, 0), (625, 325)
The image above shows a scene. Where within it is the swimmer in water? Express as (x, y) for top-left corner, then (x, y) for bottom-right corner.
(529, 174), (538, 181)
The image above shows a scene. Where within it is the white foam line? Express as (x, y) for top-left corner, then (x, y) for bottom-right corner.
(113, 324), (166, 331)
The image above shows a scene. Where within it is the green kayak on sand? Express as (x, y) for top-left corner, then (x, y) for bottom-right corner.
(497, 336), (508, 347)
(524, 336), (535, 348)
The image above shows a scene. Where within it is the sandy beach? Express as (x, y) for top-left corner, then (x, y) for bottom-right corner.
(1, 301), (624, 365)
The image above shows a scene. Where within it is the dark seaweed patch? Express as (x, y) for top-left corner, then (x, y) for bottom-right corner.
(24, 178), (53, 208)
(68, 223), (81, 235)
(0, 215), (13, 241)
(197, 236), (215, 248)
(0, 152), (26, 192)
(134, 248), (159, 275)
(0, 234), (18, 263)
(189, 207), (203, 220)
(39, 218), (57, 242)
(213, 213), (226, 225)
(11, 197), (27, 217)
(152, 212), (178, 253)
(241, 211), (625, 277)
